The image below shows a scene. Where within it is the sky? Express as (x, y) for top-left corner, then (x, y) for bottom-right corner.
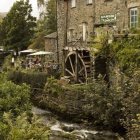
(0, 0), (39, 18)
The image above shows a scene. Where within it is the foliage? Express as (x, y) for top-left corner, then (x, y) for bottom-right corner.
(42, 75), (140, 137)
(0, 73), (50, 139)
(29, 0), (56, 49)
(44, 77), (64, 97)
(111, 36), (140, 74)
(45, 0), (57, 34)
(90, 33), (109, 56)
(0, 78), (31, 117)
(2, 55), (13, 71)
(8, 70), (48, 89)
(90, 32), (140, 75)
(0, 16), (2, 23)
(29, 18), (46, 50)
(0, 112), (50, 140)
(0, 0), (36, 51)
(126, 114), (140, 139)
(37, 0), (45, 8)
(120, 70), (140, 139)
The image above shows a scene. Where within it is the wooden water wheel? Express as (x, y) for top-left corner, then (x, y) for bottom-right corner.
(64, 50), (91, 83)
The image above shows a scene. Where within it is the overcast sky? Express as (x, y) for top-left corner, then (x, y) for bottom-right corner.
(0, 0), (39, 18)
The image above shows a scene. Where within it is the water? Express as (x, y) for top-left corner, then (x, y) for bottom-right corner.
(32, 107), (123, 140)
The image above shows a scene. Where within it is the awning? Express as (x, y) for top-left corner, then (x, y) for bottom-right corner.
(63, 46), (90, 51)
(19, 49), (36, 53)
(28, 51), (54, 56)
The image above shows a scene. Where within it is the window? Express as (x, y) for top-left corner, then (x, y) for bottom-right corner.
(71, 0), (76, 8)
(130, 8), (139, 28)
(68, 29), (74, 42)
(87, 0), (92, 5)
(82, 22), (88, 41)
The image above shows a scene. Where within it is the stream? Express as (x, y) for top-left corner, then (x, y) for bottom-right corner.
(32, 106), (124, 140)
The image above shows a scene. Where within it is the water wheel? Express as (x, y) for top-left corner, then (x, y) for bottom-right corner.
(64, 51), (91, 83)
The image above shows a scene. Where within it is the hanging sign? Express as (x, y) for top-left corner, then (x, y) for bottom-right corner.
(100, 14), (116, 23)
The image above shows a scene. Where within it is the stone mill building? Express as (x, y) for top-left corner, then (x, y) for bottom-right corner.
(47, 0), (140, 83)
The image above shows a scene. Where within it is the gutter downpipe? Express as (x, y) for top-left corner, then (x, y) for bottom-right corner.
(63, 0), (69, 76)
(56, 0), (59, 64)
(65, 0), (68, 46)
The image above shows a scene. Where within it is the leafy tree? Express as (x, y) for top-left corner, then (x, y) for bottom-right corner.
(29, 19), (47, 49)
(45, 0), (57, 34)
(29, 0), (56, 49)
(0, 0), (36, 51)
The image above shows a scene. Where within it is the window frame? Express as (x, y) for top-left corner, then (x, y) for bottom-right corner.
(130, 7), (139, 28)
(71, 0), (76, 8)
(82, 22), (88, 41)
(87, 0), (93, 5)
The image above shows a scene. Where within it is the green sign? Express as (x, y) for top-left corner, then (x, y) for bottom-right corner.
(100, 14), (116, 23)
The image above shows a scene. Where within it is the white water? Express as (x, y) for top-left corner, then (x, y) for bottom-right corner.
(32, 107), (123, 140)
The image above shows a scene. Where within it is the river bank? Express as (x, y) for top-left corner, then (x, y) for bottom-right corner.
(32, 106), (123, 140)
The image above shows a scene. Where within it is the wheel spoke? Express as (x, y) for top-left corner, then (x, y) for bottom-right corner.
(78, 67), (85, 74)
(65, 68), (75, 76)
(65, 52), (89, 83)
(69, 56), (75, 74)
(78, 79), (83, 83)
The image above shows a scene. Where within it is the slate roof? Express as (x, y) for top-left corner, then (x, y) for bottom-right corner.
(44, 32), (57, 39)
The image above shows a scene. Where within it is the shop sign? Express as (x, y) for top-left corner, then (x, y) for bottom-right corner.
(100, 14), (116, 23)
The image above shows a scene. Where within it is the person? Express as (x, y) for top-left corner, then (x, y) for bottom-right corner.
(21, 60), (26, 68)
(11, 57), (15, 67)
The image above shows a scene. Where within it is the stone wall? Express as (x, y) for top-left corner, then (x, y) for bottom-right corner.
(56, 0), (140, 77)
(45, 38), (57, 62)
(57, 0), (67, 62)
(67, 0), (94, 42)
(57, 0), (140, 49)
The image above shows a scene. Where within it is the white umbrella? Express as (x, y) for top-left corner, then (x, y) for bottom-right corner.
(19, 49), (36, 53)
(28, 51), (53, 56)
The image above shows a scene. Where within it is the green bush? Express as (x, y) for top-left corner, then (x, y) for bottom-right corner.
(111, 37), (140, 75)
(0, 73), (50, 139)
(2, 55), (13, 71)
(0, 112), (50, 140)
(8, 70), (48, 89)
(126, 114), (140, 139)
(0, 79), (31, 117)
(42, 76), (140, 136)
(44, 77), (64, 97)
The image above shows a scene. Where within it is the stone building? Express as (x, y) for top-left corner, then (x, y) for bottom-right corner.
(56, 0), (140, 82)
(57, 0), (140, 51)
(44, 32), (58, 62)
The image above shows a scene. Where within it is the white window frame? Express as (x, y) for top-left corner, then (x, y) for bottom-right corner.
(130, 8), (139, 28)
(87, 0), (92, 5)
(71, 0), (76, 8)
(82, 22), (88, 41)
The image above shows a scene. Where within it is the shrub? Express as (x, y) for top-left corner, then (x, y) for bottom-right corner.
(8, 70), (48, 89)
(0, 112), (50, 140)
(42, 76), (140, 136)
(0, 79), (31, 117)
(2, 55), (13, 71)
(111, 37), (140, 75)
(126, 114), (140, 139)
(44, 77), (64, 97)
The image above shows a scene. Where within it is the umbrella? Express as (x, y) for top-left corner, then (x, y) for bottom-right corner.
(19, 49), (36, 54)
(28, 51), (54, 56)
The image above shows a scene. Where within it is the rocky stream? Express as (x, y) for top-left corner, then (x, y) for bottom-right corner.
(32, 107), (124, 140)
